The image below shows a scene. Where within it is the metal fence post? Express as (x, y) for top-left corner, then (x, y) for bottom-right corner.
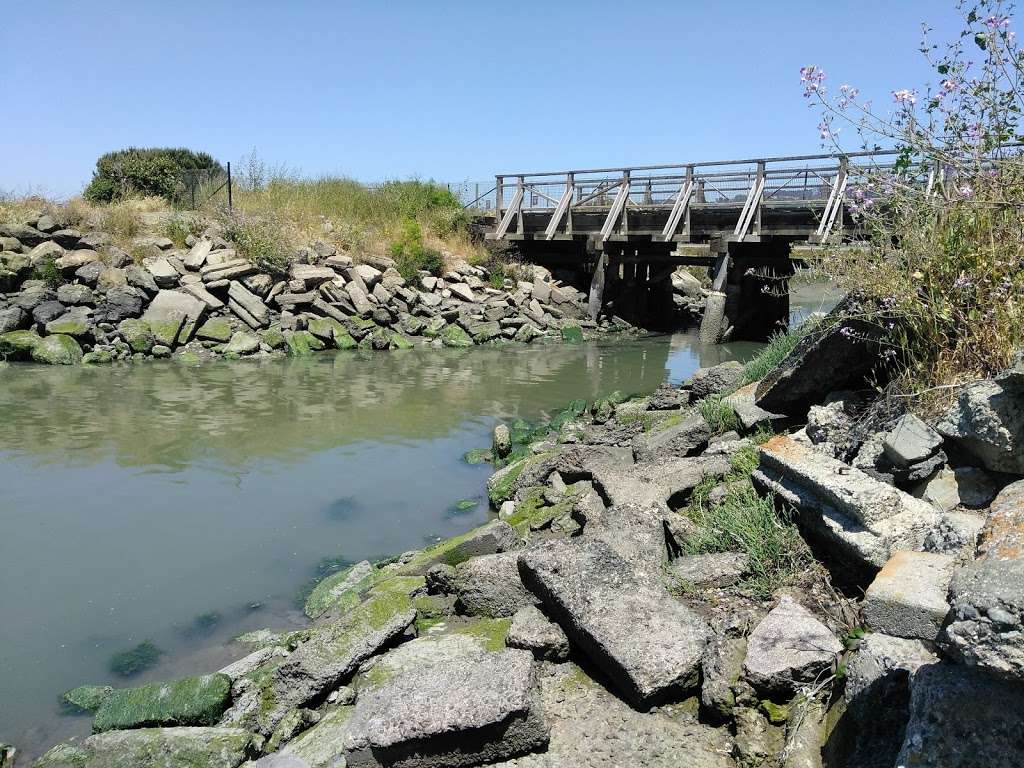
(227, 162), (233, 212)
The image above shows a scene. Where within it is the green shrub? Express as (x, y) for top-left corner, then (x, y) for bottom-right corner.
(390, 218), (443, 280)
(32, 258), (63, 289)
(84, 147), (223, 204)
(699, 395), (740, 434)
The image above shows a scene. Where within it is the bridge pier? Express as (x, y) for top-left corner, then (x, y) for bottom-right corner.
(699, 240), (794, 343)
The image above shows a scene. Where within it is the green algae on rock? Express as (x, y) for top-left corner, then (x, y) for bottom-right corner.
(92, 673), (232, 732)
(61, 685), (113, 714)
(30, 334), (83, 365)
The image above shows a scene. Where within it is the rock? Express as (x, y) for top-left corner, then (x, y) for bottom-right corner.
(45, 306), (93, 339)
(260, 593), (416, 731)
(118, 318), (155, 353)
(943, 480), (1024, 679)
(351, 263), (382, 287)
(453, 551), (538, 618)
(61, 684), (114, 713)
(146, 257), (180, 288)
(30, 334), (83, 365)
(181, 281), (225, 311)
(228, 281), (270, 328)
(34, 727), (260, 768)
(845, 632), (938, 706)
(505, 605), (569, 661)
(92, 673), (232, 731)
(152, 344), (172, 358)
(124, 264), (159, 294)
(743, 596), (842, 693)
(449, 282), (477, 302)
(195, 318), (233, 343)
(143, 290), (207, 346)
(202, 260), (256, 284)
(56, 283), (95, 306)
(688, 361), (743, 400)
(95, 287), (144, 324)
(54, 248), (99, 273)
(0, 306), (26, 333)
(734, 707), (784, 767)
(882, 413), (942, 468)
(724, 382), (788, 432)
(27, 241), (65, 267)
(290, 264), (335, 290)
(440, 323), (473, 348)
(632, 411), (712, 462)
(401, 520), (523, 574)
(77, 231), (112, 250)
(349, 649), (548, 768)
(755, 299), (886, 417)
(864, 551), (954, 641)
(560, 324), (583, 343)
(493, 424), (512, 459)
(518, 538), (711, 707)
(224, 331), (261, 356)
(700, 634), (747, 720)
(75, 260), (103, 286)
(752, 435), (942, 579)
(668, 552), (750, 588)
(896, 663), (1024, 768)
(0, 329), (42, 359)
(32, 299), (66, 324)
(184, 239), (213, 270)
(938, 364), (1024, 474)
(914, 465), (1004, 512)
(286, 330), (326, 356)
(134, 235), (174, 251)
(97, 266), (128, 291)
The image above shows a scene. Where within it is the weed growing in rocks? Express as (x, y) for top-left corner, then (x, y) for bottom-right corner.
(222, 211), (292, 276)
(698, 396), (740, 435)
(100, 202), (143, 241)
(739, 324), (812, 387)
(161, 213), (203, 248)
(390, 219), (443, 280)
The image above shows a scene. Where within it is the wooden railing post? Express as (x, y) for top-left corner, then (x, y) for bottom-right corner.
(566, 172), (574, 234)
(621, 170), (631, 234)
(684, 165), (694, 238)
(754, 160), (765, 236)
(516, 176), (525, 234)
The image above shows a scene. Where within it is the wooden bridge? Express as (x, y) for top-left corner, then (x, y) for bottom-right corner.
(482, 150), (897, 340)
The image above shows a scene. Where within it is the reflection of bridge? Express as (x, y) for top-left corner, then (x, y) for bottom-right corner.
(483, 150), (896, 340)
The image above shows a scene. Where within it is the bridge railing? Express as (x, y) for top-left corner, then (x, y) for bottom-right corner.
(492, 150), (900, 242)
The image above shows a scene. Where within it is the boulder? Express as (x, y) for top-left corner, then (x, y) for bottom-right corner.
(351, 264), (382, 288)
(896, 663), (1024, 768)
(145, 257), (180, 288)
(224, 331), (261, 356)
(180, 281), (225, 311)
(400, 520), (523, 574)
(943, 480), (1024, 679)
(32, 299), (66, 324)
(0, 306), (26, 333)
(195, 318), (233, 343)
(449, 283), (477, 303)
(27, 240), (65, 267)
(742, 596), (841, 693)
(290, 264), (336, 289)
(754, 298), (886, 417)
(228, 281), (270, 328)
(304, 560), (377, 620)
(54, 248), (99, 273)
(452, 551), (538, 618)
(0, 329), (41, 360)
(518, 538), (711, 707)
(259, 593), (416, 731)
(118, 318), (155, 354)
(33, 727), (260, 768)
(96, 266), (128, 291)
(938, 364), (1024, 474)
(184, 239), (212, 270)
(505, 605), (570, 661)
(92, 673), (232, 732)
(700, 634), (747, 720)
(95, 287), (144, 324)
(631, 411), (712, 462)
(30, 334), (83, 365)
(688, 361), (744, 400)
(864, 551), (954, 641)
(126, 264), (160, 294)
(56, 283), (95, 306)
(882, 414), (942, 467)
(349, 649), (548, 768)
(440, 323), (473, 348)
(142, 290), (207, 346)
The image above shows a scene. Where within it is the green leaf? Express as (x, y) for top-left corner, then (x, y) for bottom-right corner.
(975, 31), (988, 50)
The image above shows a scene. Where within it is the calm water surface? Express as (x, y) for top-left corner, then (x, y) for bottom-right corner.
(0, 285), (834, 759)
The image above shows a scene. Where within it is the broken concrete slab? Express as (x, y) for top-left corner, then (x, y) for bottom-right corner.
(882, 414), (942, 468)
(141, 289), (207, 346)
(937, 364), (1024, 475)
(506, 606), (569, 662)
(34, 727), (261, 768)
(668, 552), (750, 589)
(631, 411), (713, 462)
(518, 538), (711, 707)
(228, 281), (270, 328)
(743, 596), (842, 694)
(724, 382), (787, 432)
(352, 649), (548, 768)
(943, 479), (1024, 679)
(452, 551), (538, 618)
(753, 435), (942, 579)
(864, 551), (954, 641)
(687, 360), (744, 400)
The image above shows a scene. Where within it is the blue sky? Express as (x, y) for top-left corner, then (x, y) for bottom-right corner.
(2, 1), (961, 197)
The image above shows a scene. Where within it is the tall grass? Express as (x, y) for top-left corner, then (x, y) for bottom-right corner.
(739, 324), (812, 386)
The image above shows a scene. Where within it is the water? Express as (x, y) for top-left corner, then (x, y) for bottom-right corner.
(0, 286), (834, 759)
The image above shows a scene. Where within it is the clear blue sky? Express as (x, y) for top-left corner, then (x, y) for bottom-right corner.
(2, 0), (961, 198)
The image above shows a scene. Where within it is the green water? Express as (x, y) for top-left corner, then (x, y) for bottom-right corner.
(0, 285), (834, 759)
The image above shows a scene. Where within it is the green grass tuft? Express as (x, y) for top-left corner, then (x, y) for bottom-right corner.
(699, 396), (740, 435)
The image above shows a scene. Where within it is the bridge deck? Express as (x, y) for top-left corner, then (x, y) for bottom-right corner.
(485, 150), (899, 251)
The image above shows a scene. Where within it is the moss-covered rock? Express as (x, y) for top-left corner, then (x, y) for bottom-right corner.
(195, 318), (233, 343)
(463, 448), (491, 465)
(260, 325), (287, 350)
(561, 324), (584, 343)
(92, 673), (232, 732)
(62, 685), (114, 714)
(223, 331), (260, 356)
(286, 330), (325, 356)
(35, 727), (261, 768)
(82, 349), (114, 364)
(306, 316), (345, 345)
(304, 560), (377, 620)
(117, 319), (154, 354)
(45, 311), (92, 339)
(279, 705), (357, 766)
(423, 316), (446, 338)
(344, 316), (378, 340)
(334, 329), (358, 350)
(440, 323), (473, 348)
(148, 316), (185, 349)
(486, 453), (546, 506)
(389, 330), (414, 349)
(0, 329), (42, 360)
(31, 334), (83, 365)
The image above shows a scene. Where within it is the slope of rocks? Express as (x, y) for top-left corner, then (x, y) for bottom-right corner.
(0, 217), (634, 366)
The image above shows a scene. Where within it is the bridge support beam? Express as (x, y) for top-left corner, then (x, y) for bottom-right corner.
(587, 251), (607, 320)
